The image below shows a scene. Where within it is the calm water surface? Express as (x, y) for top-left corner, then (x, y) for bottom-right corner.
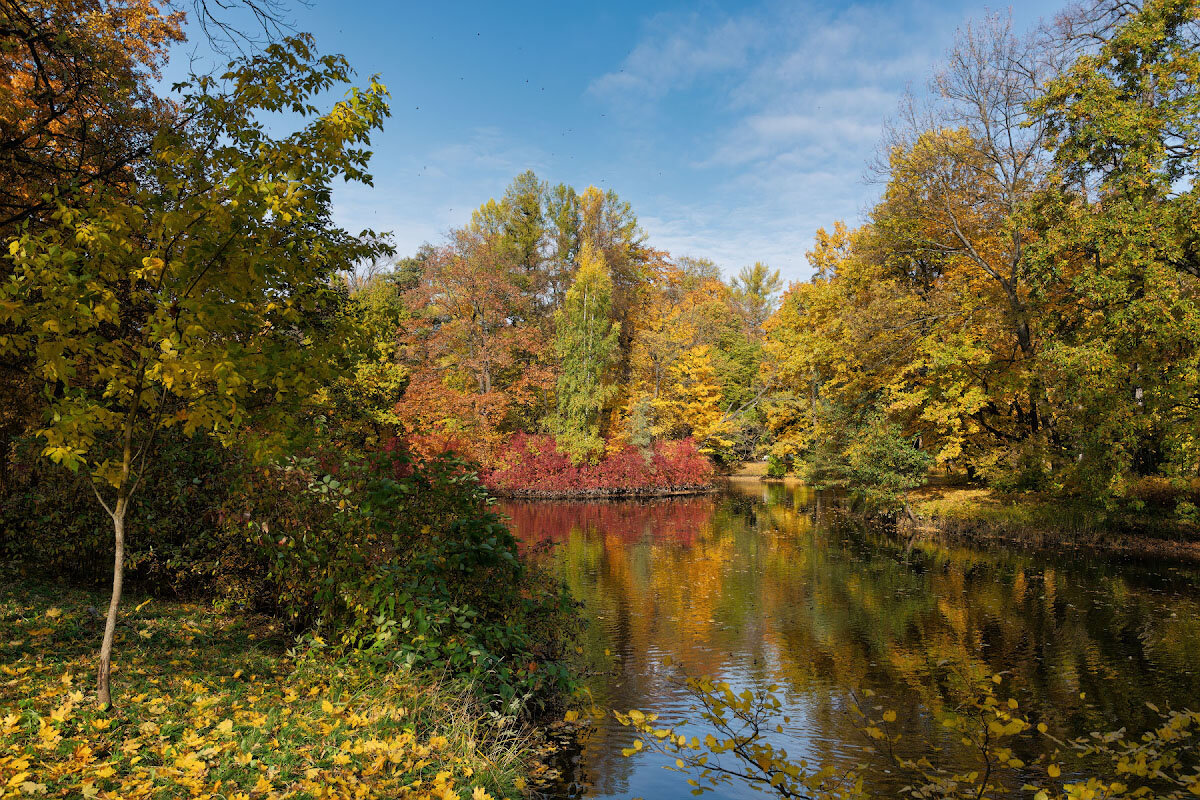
(501, 480), (1200, 800)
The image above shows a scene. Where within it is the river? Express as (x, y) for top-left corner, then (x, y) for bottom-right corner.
(501, 479), (1200, 799)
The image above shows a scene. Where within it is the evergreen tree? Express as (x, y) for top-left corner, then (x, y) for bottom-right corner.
(730, 262), (783, 333)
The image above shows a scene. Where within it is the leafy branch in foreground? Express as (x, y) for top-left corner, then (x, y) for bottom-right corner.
(614, 663), (861, 799)
(617, 663), (1200, 799)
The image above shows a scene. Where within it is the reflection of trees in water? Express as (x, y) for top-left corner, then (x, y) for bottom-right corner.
(503, 497), (717, 547)
(500, 490), (1200, 798)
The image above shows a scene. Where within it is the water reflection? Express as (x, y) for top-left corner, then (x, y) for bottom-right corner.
(502, 480), (1200, 799)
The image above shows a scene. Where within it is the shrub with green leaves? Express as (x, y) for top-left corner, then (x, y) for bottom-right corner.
(0, 433), (232, 587)
(801, 405), (930, 511)
(219, 443), (581, 714)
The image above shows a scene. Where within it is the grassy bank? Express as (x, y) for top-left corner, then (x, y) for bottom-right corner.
(0, 583), (550, 800)
(905, 484), (1200, 562)
(729, 461), (770, 478)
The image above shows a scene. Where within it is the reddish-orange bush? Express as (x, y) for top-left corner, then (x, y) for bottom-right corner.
(483, 434), (715, 496)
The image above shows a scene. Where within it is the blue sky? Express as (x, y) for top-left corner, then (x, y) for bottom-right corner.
(172, 0), (1051, 283)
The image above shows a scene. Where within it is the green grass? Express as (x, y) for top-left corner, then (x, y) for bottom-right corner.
(0, 582), (544, 799)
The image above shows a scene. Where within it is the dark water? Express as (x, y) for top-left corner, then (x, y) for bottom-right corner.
(501, 479), (1200, 800)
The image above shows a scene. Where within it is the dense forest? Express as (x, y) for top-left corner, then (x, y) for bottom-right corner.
(764, 4), (1200, 510)
(326, 0), (1200, 512)
(340, 172), (776, 489)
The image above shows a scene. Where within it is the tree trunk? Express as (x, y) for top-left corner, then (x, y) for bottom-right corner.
(97, 500), (126, 709)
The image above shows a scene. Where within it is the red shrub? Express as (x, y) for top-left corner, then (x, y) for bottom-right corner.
(482, 434), (715, 496)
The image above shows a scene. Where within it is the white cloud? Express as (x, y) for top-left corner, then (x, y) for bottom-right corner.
(588, 0), (973, 281)
(589, 14), (765, 101)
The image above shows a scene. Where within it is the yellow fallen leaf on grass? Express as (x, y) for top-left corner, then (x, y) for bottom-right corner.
(174, 752), (205, 773)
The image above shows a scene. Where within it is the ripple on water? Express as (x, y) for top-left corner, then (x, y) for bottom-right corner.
(502, 490), (1200, 800)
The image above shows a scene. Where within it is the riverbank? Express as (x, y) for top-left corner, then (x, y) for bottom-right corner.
(726, 464), (1200, 562)
(904, 485), (1200, 563)
(0, 582), (554, 799)
(491, 485), (716, 500)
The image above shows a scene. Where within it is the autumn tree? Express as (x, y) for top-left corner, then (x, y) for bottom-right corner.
(0, 0), (184, 234)
(0, 0), (303, 493)
(470, 170), (550, 306)
(386, 172), (767, 472)
(623, 258), (760, 459)
(544, 183), (580, 307)
(764, 1), (1200, 502)
(0, 0), (185, 483)
(553, 242), (620, 463)
(874, 13), (1066, 461)
(1026, 0), (1200, 493)
(764, 222), (934, 490)
(397, 225), (551, 457)
(576, 185), (652, 365)
(730, 262), (783, 334)
(320, 254), (422, 446)
(0, 36), (389, 706)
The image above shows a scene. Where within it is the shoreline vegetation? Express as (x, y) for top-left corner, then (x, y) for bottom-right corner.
(734, 462), (1200, 563)
(482, 434), (717, 499)
(902, 483), (1200, 564)
(490, 485), (716, 500)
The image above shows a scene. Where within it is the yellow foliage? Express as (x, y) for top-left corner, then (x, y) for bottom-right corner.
(0, 596), (529, 800)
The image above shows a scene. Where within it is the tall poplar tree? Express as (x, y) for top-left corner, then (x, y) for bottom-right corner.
(553, 242), (619, 463)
